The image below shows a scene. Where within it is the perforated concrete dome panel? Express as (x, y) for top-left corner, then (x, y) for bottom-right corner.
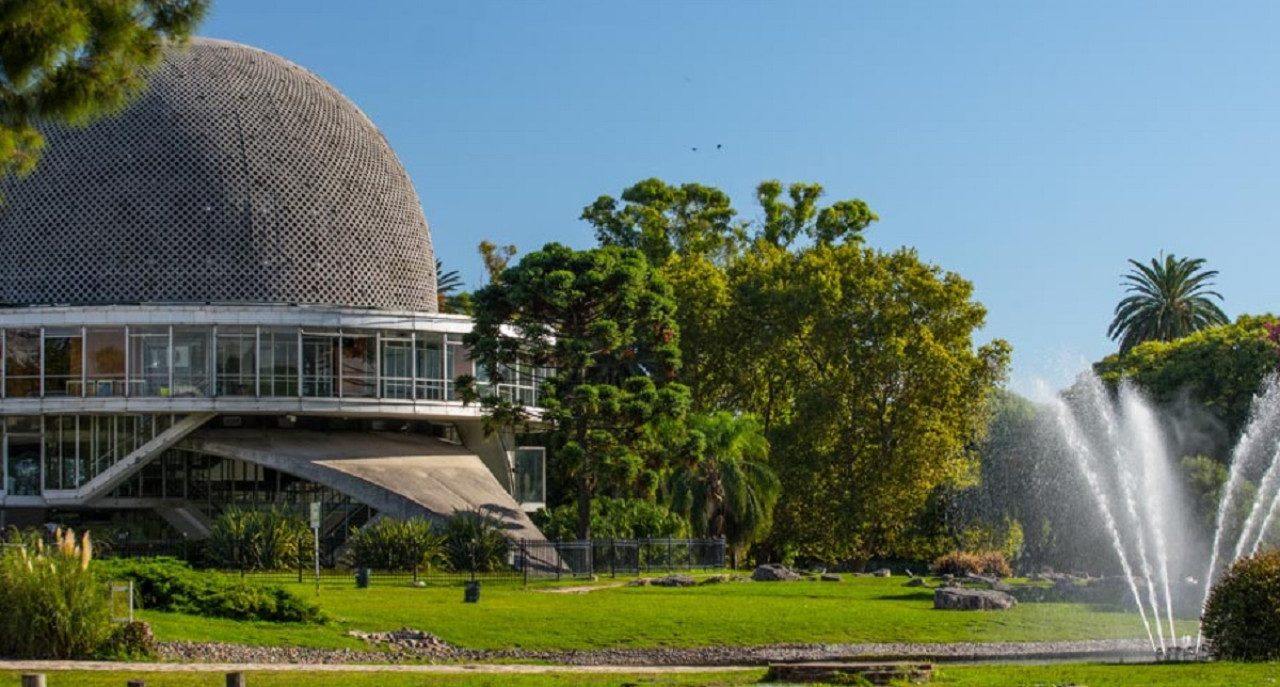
(0, 38), (437, 311)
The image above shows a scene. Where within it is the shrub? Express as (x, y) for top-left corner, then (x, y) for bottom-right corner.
(1202, 550), (1280, 661)
(444, 509), (512, 573)
(931, 550), (1011, 577)
(976, 551), (1013, 578)
(0, 529), (111, 658)
(206, 507), (309, 574)
(344, 517), (444, 580)
(536, 497), (690, 540)
(932, 551), (983, 577)
(95, 557), (323, 623)
(99, 621), (157, 660)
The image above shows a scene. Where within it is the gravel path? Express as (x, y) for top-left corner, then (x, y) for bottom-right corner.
(148, 637), (1154, 667)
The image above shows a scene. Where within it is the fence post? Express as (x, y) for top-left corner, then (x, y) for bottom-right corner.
(20, 675), (45, 687)
(587, 537), (594, 579)
(609, 538), (615, 579)
(667, 537), (674, 573)
(521, 539), (528, 586)
(555, 539), (561, 582)
(226, 672), (247, 687)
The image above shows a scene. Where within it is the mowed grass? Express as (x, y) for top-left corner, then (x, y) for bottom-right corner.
(139, 575), (1175, 651)
(0, 671), (762, 686)
(3, 663), (1279, 687)
(933, 661), (1280, 686)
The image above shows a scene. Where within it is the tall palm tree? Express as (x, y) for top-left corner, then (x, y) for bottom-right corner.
(669, 411), (780, 567)
(1108, 253), (1229, 355)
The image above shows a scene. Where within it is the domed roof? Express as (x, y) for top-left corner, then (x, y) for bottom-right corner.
(0, 38), (437, 311)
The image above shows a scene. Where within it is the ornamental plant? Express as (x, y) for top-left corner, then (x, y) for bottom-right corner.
(0, 528), (111, 658)
(444, 509), (512, 573)
(345, 517), (444, 581)
(931, 550), (1012, 578)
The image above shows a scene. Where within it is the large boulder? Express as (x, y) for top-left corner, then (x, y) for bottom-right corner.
(753, 563), (801, 582)
(933, 587), (1017, 611)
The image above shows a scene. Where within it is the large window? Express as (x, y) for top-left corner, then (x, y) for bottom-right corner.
(128, 327), (170, 397)
(416, 335), (446, 400)
(44, 415), (84, 490)
(6, 416), (41, 496)
(85, 328), (126, 397)
(340, 334), (375, 398)
(258, 328), (297, 396)
(5, 329), (40, 398)
(216, 327), (256, 396)
(381, 336), (414, 399)
(44, 327), (82, 397)
(172, 328), (211, 397)
(301, 332), (337, 397)
(513, 446), (546, 505)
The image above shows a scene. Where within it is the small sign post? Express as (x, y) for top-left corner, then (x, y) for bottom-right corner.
(310, 501), (321, 595)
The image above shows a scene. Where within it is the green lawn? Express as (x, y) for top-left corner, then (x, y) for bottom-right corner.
(934, 661), (1280, 686)
(3, 664), (1279, 687)
(139, 576), (1176, 651)
(0, 671), (761, 687)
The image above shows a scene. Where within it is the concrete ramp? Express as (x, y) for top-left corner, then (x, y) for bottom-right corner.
(182, 429), (546, 543)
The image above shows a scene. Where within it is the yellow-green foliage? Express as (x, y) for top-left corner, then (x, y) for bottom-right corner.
(1202, 550), (1280, 661)
(0, 528), (111, 658)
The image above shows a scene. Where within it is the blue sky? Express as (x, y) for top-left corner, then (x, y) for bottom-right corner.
(202, 1), (1278, 398)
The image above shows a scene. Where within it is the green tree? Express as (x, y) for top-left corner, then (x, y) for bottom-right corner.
(755, 180), (878, 248)
(1095, 314), (1280, 456)
(0, 0), (208, 192)
(1107, 253), (1229, 355)
(765, 244), (1010, 566)
(582, 178), (743, 266)
(464, 242), (690, 539)
(581, 178), (878, 414)
(668, 411), (779, 566)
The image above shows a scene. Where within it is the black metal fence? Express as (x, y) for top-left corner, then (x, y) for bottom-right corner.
(98, 537), (727, 585)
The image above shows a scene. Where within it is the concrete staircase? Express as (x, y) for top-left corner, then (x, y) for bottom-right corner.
(45, 413), (216, 505)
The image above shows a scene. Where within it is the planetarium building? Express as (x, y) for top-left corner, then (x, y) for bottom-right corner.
(0, 38), (546, 545)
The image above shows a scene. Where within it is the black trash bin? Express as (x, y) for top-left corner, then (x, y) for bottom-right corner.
(355, 567), (370, 588)
(464, 580), (481, 603)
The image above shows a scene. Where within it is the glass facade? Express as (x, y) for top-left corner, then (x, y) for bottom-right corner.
(0, 321), (550, 504)
(0, 324), (533, 405)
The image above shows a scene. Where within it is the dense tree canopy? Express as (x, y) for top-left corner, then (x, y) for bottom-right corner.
(761, 244), (1010, 564)
(1095, 314), (1280, 458)
(464, 242), (690, 539)
(1107, 253), (1229, 355)
(579, 178), (1008, 565)
(0, 0), (207, 193)
(469, 178), (1009, 565)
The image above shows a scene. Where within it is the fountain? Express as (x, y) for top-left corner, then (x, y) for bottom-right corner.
(1045, 371), (1280, 660)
